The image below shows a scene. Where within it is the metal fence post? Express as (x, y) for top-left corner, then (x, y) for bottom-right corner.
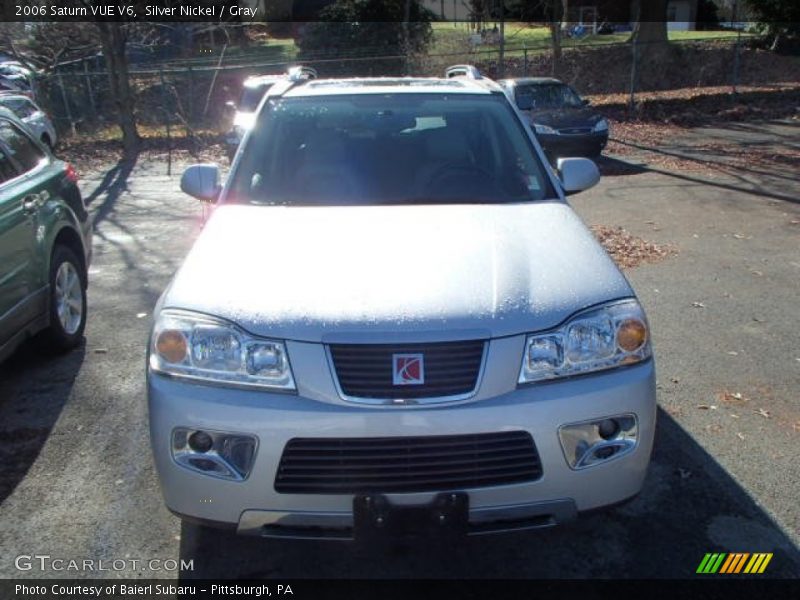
(523, 45), (528, 76)
(187, 66), (194, 126)
(732, 34), (741, 95)
(83, 59), (96, 117)
(57, 72), (77, 136)
(629, 37), (639, 112)
(160, 67), (172, 176)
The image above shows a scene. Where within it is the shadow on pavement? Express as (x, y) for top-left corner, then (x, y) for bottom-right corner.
(596, 155), (648, 177)
(176, 408), (800, 579)
(86, 157), (139, 226)
(0, 341), (85, 503)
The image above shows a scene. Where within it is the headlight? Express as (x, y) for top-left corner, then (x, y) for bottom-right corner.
(150, 310), (295, 391)
(593, 119), (609, 132)
(519, 299), (651, 384)
(533, 123), (558, 135)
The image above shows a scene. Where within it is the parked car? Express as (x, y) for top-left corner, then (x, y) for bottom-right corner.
(498, 77), (609, 162)
(0, 76), (32, 98)
(224, 66), (317, 162)
(148, 65), (655, 539)
(0, 108), (91, 363)
(0, 94), (57, 149)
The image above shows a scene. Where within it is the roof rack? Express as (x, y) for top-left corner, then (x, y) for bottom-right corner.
(445, 65), (483, 80)
(286, 66), (318, 82)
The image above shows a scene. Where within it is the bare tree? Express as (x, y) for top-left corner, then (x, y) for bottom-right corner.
(630, 0), (668, 48)
(93, 22), (140, 158)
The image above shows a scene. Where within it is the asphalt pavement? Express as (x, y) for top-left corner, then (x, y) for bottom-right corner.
(0, 122), (798, 579)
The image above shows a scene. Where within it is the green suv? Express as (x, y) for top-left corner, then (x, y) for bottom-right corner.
(0, 108), (91, 362)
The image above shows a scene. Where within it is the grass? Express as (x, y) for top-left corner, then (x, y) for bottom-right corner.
(431, 22), (752, 56)
(137, 25), (750, 72)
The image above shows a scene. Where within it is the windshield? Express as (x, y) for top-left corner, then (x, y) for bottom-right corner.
(228, 93), (553, 206)
(238, 82), (275, 112)
(516, 83), (584, 109)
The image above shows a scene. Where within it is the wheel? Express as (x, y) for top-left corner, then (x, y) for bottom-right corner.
(43, 245), (87, 352)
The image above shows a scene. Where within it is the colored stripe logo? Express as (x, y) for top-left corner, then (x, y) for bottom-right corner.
(697, 553), (773, 574)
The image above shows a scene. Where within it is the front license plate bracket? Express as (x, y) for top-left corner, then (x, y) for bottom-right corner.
(353, 492), (469, 539)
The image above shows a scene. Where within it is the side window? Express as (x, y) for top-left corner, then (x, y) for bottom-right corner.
(0, 145), (20, 184)
(0, 120), (46, 173)
(16, 100), (39, 119)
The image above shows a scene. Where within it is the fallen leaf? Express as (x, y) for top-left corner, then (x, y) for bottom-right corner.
(671, 377), (680, 384)
(94, 348), (108, 354)
(730, 414), (739, 419)
(756, 408), (770, 418)
(136, 312), (147, 318)
(697, 404), (711, 410)
(692, 302), (706, 308)
(736, 432), (746, 440)
(727, 351), (738, 356)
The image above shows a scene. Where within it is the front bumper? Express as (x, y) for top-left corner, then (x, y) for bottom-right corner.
(537, 132), (608, 159)
(148, 355), (655, 538)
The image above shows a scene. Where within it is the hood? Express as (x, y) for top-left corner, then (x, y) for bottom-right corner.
(525, 107), (602, 130)
(162, 203), (632, 342)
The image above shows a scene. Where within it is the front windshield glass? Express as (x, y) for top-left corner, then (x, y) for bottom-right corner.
(228, 93), (553, 206)
(516, 83), (584, 109)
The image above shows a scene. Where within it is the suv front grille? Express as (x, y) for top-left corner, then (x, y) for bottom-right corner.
(274, 431), (543, 494)
(329, 340), (485, 401)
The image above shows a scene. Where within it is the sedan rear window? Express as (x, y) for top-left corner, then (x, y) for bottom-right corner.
(228, 93), (554, 206)
(516, 83), (584, 109)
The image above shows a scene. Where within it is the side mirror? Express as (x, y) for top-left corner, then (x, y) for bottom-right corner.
(181, 164), (220, 202)
(557, 157), (600, 195)
(516, 94), (534, 111)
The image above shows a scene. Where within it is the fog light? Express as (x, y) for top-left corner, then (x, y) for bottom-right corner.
(188, 430), (213, 453)
(558, 415), (638, 469)
(172, 428), (257, 481)
(598, 419), (619, 440)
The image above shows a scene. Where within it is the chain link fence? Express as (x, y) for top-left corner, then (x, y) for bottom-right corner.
(35, 34), (798, 139)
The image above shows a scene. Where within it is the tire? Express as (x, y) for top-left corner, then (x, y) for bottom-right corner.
(43, 245), (87, 353)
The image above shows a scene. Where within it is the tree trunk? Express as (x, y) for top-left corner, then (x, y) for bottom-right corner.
(95, 23), (140, 159)
(629, 0), (669, 87)
(549, 0), (566, 76)
(630, 0), (668, 46)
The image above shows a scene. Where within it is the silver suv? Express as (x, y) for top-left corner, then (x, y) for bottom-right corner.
(148, 65), (656, 538)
